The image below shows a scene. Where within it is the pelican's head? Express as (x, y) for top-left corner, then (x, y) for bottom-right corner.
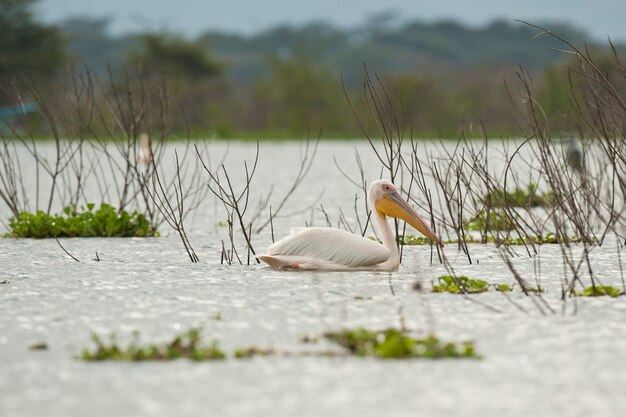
(369, 180), (444, 247)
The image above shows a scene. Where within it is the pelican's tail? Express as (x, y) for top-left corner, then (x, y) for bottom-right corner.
(256, 255), (294, 269)
(257, 254), (351, 270)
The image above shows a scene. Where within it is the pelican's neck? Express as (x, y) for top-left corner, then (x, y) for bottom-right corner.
(372, 209), (400, 269)
(369, 190), (400, 270)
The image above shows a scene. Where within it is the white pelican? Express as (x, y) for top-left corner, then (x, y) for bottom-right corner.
(257, 180), (443, 271)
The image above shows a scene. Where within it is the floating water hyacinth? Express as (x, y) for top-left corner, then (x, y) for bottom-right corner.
(4, 203), (158, 238)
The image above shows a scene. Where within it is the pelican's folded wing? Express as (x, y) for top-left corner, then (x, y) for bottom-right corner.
(267, 227), (390, 268)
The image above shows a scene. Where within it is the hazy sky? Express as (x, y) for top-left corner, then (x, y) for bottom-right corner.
(36, 0), (626, 41)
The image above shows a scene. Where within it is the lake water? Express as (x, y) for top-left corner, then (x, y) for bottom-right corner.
(1, 140), (625, 417)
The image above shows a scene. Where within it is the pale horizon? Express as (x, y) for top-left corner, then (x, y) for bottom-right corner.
(36, 0), (626, 41)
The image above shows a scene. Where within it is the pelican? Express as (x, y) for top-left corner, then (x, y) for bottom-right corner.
(257, 180), (443, 271)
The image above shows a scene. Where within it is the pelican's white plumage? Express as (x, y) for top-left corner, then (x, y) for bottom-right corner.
(257, 180), (443, 271)
(264, 227), (390, 270)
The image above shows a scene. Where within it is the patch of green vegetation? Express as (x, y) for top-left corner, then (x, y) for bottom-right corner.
(465, 209), (516, 232)
(399, 232), (582, 246)
(494, 284), (513, 292)
(399, 235), (440, 245)
(503, 233), (583, 245)
(79, 326), (480, 362)
(323, 328), (478, 359)
(432, 275), (490, 294)
(80, 328), (225, 361)
(431, 276), (517, 294)
(576, 285), (624, 298)
(4, 203), (158, 238)
(482, 184), (553, 208)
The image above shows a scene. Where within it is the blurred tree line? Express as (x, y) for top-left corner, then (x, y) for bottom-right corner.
(0, 0), (65, 103)
(2, 0), (626, 138)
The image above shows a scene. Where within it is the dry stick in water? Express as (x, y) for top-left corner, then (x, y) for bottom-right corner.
(145, 150), (199, 263)
(0, 141), (22, 216)
(255, 136), (320, 233)
(54, 236), (80, 262)
(269, 206), (275, 244)
(341, 68), (405, 249)
(499, 251), (556, 315)
(405, 142), (443, 264)
(196, 143), (259, 265)
(499, 291), (529, 315)
(333, 150), (373, 238)
(617, 236), (626, 293)
(518, 25), (626, 245)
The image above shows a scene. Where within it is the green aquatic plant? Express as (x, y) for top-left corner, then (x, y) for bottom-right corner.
(494, 283), (513, 292)
(399, 235), (440, 245)
(482, 183), (553, 208)
(431, 276), (516, 294)
(431, 275), (490, 294)
(400, 233), (583, 246)
(4, 203), (158, 238)
(81, 328), (225, 361)
(323, 328), (478, 359)
(506, 234), (582, 245)
(576, 285), (624, 297)
(465, 209), (516, 232)
(80, 327), (479, 361)
(403, 234), (554, 246)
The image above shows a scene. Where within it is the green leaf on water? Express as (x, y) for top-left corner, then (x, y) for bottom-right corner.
(577, 285), (624, 298)
(431, 275), (490, 294)
(494, 284), (513, 292)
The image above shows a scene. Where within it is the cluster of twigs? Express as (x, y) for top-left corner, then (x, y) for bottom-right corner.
(195, 136), (320, 265)
(2, 23), (626, 310)
(1, 64), (324, 265)
(334, 25), (626, 310)
(0, 67), (208, 261)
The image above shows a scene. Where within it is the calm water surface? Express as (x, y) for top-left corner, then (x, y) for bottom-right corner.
(1, 141), (625, 417)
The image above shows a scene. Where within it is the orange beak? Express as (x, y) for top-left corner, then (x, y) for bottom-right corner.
(375, 191), (444, 247)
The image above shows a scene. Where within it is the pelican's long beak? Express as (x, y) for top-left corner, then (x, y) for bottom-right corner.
(376, 192), (444, 248)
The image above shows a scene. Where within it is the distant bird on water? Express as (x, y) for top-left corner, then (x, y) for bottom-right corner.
(257, 180), (443, 271)
(565, 137), (584, 173)
(138, 133), (153, 165)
